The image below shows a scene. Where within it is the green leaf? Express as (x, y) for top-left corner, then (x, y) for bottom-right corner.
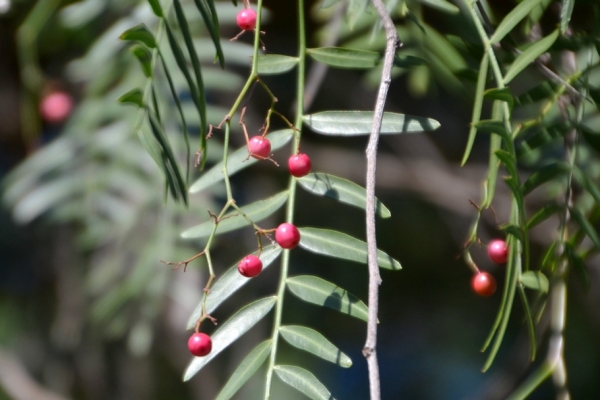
(274, 365), (335, 400)
(303, 111), (440, 136)
(504, 30), (559, 84)
(181, 191), (289, 238)
(279, 325), (352, 368)
(147, 0), (163, 17)
(484, 88), (514, 113)
(320, 0), (340, 8)
(183, 297), (277, 381)
(570, 208), (600, 252)
(565, 243), (590, 289)
(347, 0), (369, 29)
(191, 0), (225, 68)
(118, 88), (144, 107)
(286, 275), (369, 322)
(307, 47), (380, 69)
(520, 271), (549, 293)
(490, 0), (545, 44)
(526, 204), (562, 229)
(189, 129), (294, 193)
(560, 0), (574, 34)
(522, 162), (570, 195)
(186, 246), (282, 329)
(297, 173), (390, 218)
(416, 0), (459, 14)
(130, 45), (153, 77)
(393, 55), (429, 68)
(500, 224), (524, 243)
(298, 227), (401, 270)
(255, 54), (299, 74)
(119, 24), (156, 48)
(462, 53), (489, 166)
(215, 340), (272, 400)
(474, 120), (509, 141)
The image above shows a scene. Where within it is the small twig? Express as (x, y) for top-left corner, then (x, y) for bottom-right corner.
(364, 1), (400, 400)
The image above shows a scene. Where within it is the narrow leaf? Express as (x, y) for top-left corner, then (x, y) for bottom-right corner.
(286, 275), (369, 322)
(490, 0), (545, 44)
(417, 0), (459, 14)
(393, 55), (429, 68)
(504, 30), (559, 84)
(474, 120), (509, 141)
(565, 243), (590, 289)
(192, 0), (225, 68)
(526, 204), (562, 228)
(147, 0), (163, 17)
(303, 111), (440, 136)
(522, 162), (570, 195)
(570, 208), (600, 252)
(517, 283), (537, 361)
(299, 227), (401, 270)
(118, 88), (144, 107)
(274, 365), (335, 400)
(189, 129), (294, 193)
(255, 54), (299, 74)
(130, 45), (153, 77)
(297, 173), (391, 218)
(279, 325), (352, 368)
(347, 0), (368, 29)
(560, 0), (574, 34)
(119, 24), (156, 48)
(183, 296), (277, 381)
(520, 271), (549, 293)
(307, 47), (380, 69)
(182, 191), (289, 238)
(215, 340), (272, 400)
(462, 53), (489, 165)
(484, 87), (514, 113)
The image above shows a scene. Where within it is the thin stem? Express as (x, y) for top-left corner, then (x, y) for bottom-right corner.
(364, 1), (400, 399)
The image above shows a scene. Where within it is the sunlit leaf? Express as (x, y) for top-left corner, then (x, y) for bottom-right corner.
(119, 24), (156, 48)
(215, 340), (272, 400)
(191, 0), (225, 68)
(286, 275), (369, 322)
(307, 47), (380, 69)
(297, 173), (390, 218)
(274, 365), (335, 400)
(255, 54), (299, 74)
(298, 227), (401, 270)
(279, 325), (352, 368)
(522, 162), (570, 195)
(504, 30), (559, 84)
(189, 129), (294, 193)
(183, 296), (277, 381)
(187, 246), (282, 329)
(181, 191), (289, 238)
(118, 88), (144, 107)
(490, 0), (545, 44)
(416, 0), (459, 14)
(303, 111), (440, 136)
(560, 0), (574, 34)
(520, 271), (549, 293)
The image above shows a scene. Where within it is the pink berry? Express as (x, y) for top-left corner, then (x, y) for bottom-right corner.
(288, 153), (312, 177)
(471, 272), (497, 297)
(488, 239), (508, 264)
(248, 136), (271, 159)
(39, 91), (73, 124)
(238, 254), (263, 277)
(236, 8), (257, 31)
(188, 332), (212, 357)
(275, 223), (300, 249)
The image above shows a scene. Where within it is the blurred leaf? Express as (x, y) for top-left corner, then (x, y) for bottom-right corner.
(347, 0), (369, 29)
(181, 191), (289, 238)
(560, 0), (574, 34)
(287, 275), (369, 321)
(307, 47), (380, 69)
(484, 88), (514, 113)
(191, 0), (225, 68)
(303, 111), (440, 135)
(565, 243), (590, 289)
(504, 30), (559, 84)
(581, 125), (600, 153)
(516, 284), (537, 361)
(520, 271), (549, 293)
(490, 0), (545, 44)
(416, 0), (459, 14)
(184, 297), (277, 381)
(393, 54), (429, 68)
(255, 55), (299, 74)
(522, 162), (570, 195)
(118, 88), (145, 107)
(120, 24), (157, 48)
(570, 207), (600, 252)
(274, 365), (335, 400)
(574, 167), (600, 204)
(526, 204), (562, 228)
(321, 0), (340, 8)
(297, 173), (391, 218)
(189, 129), (294, 193)
(462, 53), (489, 165)
(130, 45), (153, 78)
(147, 0), (163, 17)
(474, 120), (509, 141)
(279, 325), (352, 368)
(298, 227), (401, 270)
(187, 246), (282, 329)
(215, 340), (273, 400)
(514, 81), (558, 106)
(500, 224), (524, 243)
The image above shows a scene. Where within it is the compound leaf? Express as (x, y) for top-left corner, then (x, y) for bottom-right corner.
(279, 325), (352, 368)
(256, 54), (299, 74)
(307, 47), (380, 69)
(274, 365), (335, 400)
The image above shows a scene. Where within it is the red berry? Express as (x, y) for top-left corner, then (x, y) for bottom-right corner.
(471, 272), (497, 297)
(248, 136), (271, 159)
(288, 153), (312, 177)
(39, 91), (73, 124)
(238, 254), (263, 277)
(236, 8), (257, 31)
(488, 239), (508, 264)
(275, 223), (300, 249)
(188, 332), (212, 357)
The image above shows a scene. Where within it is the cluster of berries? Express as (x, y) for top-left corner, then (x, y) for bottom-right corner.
(471, 239), (508, 297)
